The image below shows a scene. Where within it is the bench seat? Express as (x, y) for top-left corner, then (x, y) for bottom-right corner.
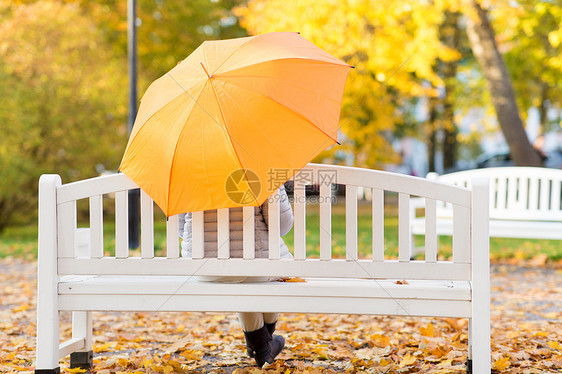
(58, 275), (471, 317)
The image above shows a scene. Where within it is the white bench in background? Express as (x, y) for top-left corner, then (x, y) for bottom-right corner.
(35, 164), (491, 373)
(411, 167), (562, 255)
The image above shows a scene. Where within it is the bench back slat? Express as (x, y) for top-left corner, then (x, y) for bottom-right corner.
(453, 205), (470, 263)
(372, 188), (384, 262)
(398, 193), (410, 262)
(243, 206), (255, 260)
(319, 183), (332, 261)
(89, 195), (104, 259)
(345, 185), (358, 261)
(166, 215), (179, 259)
(57, 201), (76, 258)
(114, 190), (129, 258)
(293, 181), (306, 260)
(424, 198), (437, 263)
(140, 190), (154, 259)
(268, 190), (281, 260)
(217, 209), (230, 259)
(191, 211), (205, 259)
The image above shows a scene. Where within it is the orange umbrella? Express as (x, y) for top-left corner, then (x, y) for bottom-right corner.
(119, 32), (352, 216)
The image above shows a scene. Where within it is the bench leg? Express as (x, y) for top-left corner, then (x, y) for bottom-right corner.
(69, 312), (93, 370)
(466, 318), (472, 373)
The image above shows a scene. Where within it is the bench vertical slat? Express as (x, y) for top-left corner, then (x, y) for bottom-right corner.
(89, 195), (103, 259)
(268, 190), (281, 260)
(539, 178), (550, 211)
(140, 190), (154, 259)
(166, 215), (179, 259)
(57, 201), (76, 258)
(372, 189), (384, 262)
(191, 211), (205, 259)
(424, 198), (437, 263)
(346, 185), (358, 261)
(497, 177), (507, 211)
(243, 206), (255, 259)
(217, 209), (230, 259)
(550, 178), (562, 212)
(507, 176), (518, 210)
(320, 183), (332, 260)
(294, 181), (306, 260)
(398, 193), (410, 262)
(453, 204), (470, 263)
(115, 191), (129, 258)
(528, 177), (539, 210)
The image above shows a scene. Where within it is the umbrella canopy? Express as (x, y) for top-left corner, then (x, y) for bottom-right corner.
(119, 32), (352, 216)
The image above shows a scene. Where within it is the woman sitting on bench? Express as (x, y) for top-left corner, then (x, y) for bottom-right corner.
(178, 185), (294, 367)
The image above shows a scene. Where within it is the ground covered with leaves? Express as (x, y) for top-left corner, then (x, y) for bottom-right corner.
(1, 258), (560, 373)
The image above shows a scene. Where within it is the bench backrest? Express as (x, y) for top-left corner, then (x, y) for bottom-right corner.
(430, 167), (562, 221)
(39, 164), (488, 282)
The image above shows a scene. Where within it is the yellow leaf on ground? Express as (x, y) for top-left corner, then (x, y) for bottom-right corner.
(67, 368), (87, 374)
(547, 341), (560, 350)
(399, 353), (416, 368)
(379, 358), (391, 366)
(420, 323), (435, 337)
(493, 357), (511, 371)
(285, 277), (306, 282)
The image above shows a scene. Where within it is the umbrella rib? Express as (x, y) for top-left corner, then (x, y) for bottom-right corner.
(212, 37), (256, 76)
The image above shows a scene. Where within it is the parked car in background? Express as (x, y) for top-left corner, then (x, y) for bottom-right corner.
(476, 149), (562, 169)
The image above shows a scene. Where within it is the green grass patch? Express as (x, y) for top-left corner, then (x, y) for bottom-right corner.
(1, 202), (560, 261)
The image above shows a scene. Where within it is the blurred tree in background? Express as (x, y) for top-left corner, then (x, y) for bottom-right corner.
(0, 1), (127, 230)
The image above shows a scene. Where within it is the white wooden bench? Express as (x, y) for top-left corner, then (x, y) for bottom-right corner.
(35, 164), (491, 373)
(410, 167), (562, 255)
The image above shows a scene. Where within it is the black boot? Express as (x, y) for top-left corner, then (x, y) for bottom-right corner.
(243, 324), (285, 367)
(246, 322), (277, 358)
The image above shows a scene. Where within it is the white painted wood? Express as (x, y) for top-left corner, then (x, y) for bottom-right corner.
(75, 228), (90, 258)
(89, 195), (104, 258)
(166, 215), (180, 259)
(425, 198), (437, 263)
(372, 189), (384, 262)
(293, 181), (307, 260)
(398, 193), (410, 262)
(58, 258), (472, 280)
(72, 311), (92, 351)
(411, 167), (562, 241)
(114, 190), (129, 258)
(471, 177), (491, 373)
(539, 177), (550, 211)
(57, 201), (76, 258)
(243, 206), (255, 260)
(60, 277), (471, 300)
(268, 190), (281, 260)
(217, 209), (230, 259)
(140, 190), (154, 258)
(59, 338), (85, 359)
(453, 205), (471, 264)
(346, 185), (358, 261)
(191, 211), (205, 259)
(38, 165), (494, 370)
(57, 172), (139, 204)
(320, 183), (332, 260)
(37, 174), (62, 370)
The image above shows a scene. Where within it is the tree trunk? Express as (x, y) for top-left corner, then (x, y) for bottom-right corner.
(427, 96), (439, 173)
(538, 83), (549, 135)
(465, 1), (542, 166)
(442, 11), (460, 171)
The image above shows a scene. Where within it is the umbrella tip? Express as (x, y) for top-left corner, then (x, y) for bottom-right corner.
(296, 31), (301, 34)
(336, 141), (341, 145)
(350, 65), (356, 69)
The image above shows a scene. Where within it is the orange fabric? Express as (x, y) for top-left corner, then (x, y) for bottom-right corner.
(119, 32), (351, 216)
